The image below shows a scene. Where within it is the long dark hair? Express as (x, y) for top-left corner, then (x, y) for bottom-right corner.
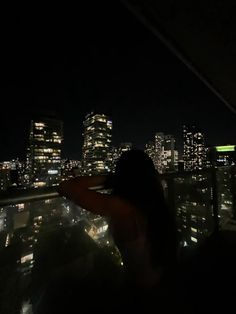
(112, 149), (177, 268)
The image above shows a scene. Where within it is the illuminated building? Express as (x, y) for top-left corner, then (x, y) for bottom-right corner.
(162, 135), (178, 173)
(0, 160), (25, 190)
(183, 125), (206, 171)
(208, 145), (236, 225)
(28, 116), (63, 187)
(108, 143), (133, 173)
(84, 217), (109, 242)
(82, 112), (112, 175)
(174, 174), (214, 247)
(145, 141), (156, 165)
(155, 132), (164, 172)
(107, 147), (118, 173)
(152, 133), (178, 173)
(0, 208), (7, 232)
(119, 142), (132, 153)
(209, 145), (236, 167)
(61, 159), (82, 179)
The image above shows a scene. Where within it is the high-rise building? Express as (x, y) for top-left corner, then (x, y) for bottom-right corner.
(61, 159), (82, 180)
(174, 173), (214, 247)
(207, 145), (236, 224)
(28, 116), (63, 187)
(183, 125), (206, 171)
(119, 142), (132, 154)
(82, 112), (112, 175)
(162, 135), (178, 173)
(155, 133), (164, 172)
(152, 133), (178, 173)
(145, 141), (156, 166)
(0, 160), (25, 191)
(209, 145), (236, 167)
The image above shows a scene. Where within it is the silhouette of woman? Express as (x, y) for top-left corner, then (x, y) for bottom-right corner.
(58, 150), (176, 290)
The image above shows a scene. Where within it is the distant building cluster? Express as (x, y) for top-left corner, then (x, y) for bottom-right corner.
(1, 111), (236, 193)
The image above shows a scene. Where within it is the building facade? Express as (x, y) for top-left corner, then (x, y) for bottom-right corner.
(183, 125), (206, 171)
(150, 133), (178, 173)
(109, 142), (133, 173)
(82, 112), (112, 175)
(28, 117), (63, 187)
(210, 145), (236, 167)
(145, 141), (156, 166)
(162, 135), (178, 173)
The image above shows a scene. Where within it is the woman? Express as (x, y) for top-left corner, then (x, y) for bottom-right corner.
(58, 150), (176, 290)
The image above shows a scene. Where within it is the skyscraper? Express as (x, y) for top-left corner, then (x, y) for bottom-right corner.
(209, 145), (236, 167)
(82, 112), (112, 175)
(162, 135), (179, 173)
(28, 116), (63, 187)
(145, 141), (156, 166)
(153, 133), (178, 173)
(183, 125), (206, 171)
(155, 132), (164, 172)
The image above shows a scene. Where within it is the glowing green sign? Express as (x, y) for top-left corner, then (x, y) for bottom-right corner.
(216, 145), (235, 152)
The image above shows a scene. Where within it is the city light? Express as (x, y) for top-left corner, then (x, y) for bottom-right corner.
(21, 253), (34, 264)
(216, 145), (235, 152)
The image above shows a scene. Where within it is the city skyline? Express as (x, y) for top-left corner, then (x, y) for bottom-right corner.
(0, 111), (235, 163)
(1, 2), (236, 161)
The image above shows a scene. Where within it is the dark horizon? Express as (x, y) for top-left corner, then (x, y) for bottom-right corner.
(1, 1), (236, 161)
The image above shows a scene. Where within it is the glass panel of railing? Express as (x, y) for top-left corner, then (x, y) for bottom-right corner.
(0, 195), (122, 314)
(163, 171), (215, 249)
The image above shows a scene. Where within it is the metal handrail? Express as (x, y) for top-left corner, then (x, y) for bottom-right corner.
(0, 186), (59, 206)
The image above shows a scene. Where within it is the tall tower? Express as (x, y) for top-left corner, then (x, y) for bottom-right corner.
(183, 125), (206, 171)
(28, 116), (63, 187)
(153, 133), (178, 173)
(162, 135), (178, 172)
(82, 112), (112, 175)
(145, 141), (156, 166)
(155, 132), (165, 173)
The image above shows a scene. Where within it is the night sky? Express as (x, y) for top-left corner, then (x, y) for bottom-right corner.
(1, 1), (236, 161)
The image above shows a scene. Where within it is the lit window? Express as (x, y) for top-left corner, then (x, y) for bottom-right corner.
(21, 253), (34, 264)
(35, 123), (45, 127)
(17, 204), (25, 210)
(97, 118), (106, 122)
(43, 149), (53, 153)
(191, 237), (198, 243)
(34, 182), (46, 187)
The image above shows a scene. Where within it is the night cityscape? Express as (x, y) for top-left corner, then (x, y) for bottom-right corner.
(1, 1), (236, 313)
